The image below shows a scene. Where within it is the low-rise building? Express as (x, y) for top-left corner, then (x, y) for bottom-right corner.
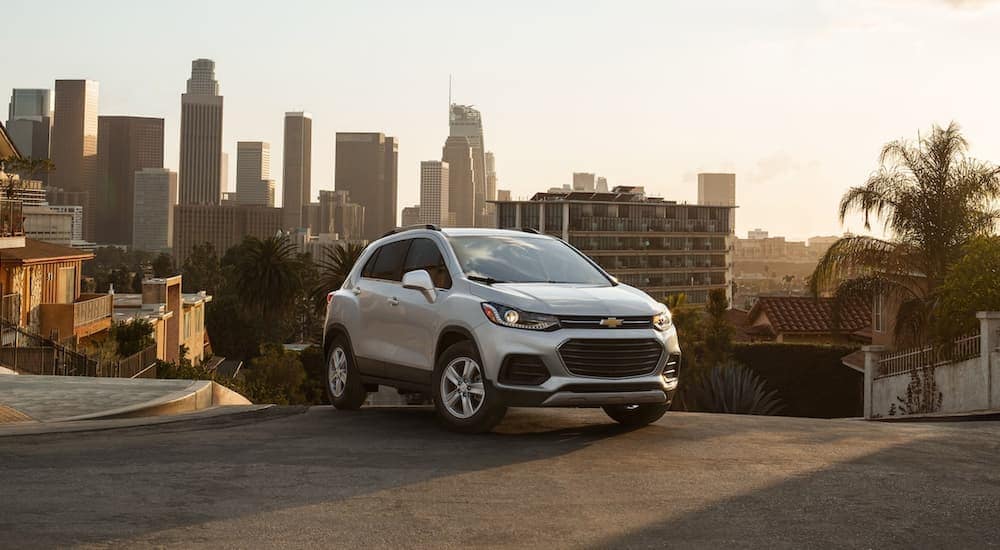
(113, 274), (213, 365)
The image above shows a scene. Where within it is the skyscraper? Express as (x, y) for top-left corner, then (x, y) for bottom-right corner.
(179, 59), (224, 205)
(282, 112), (312, 229)
(484, 151), (497, 221)
(449, 104), (488, 226)
(442, 136), (475, 226)
(334, 132), (398, 240)
(49, 79), (99, 240)
(419, 160), (450, 226)
(6, 89), (52, 163)
(133, 168), (177, 252)
(317, 189), (364, 240)
(96, 116), (164, 244)
(236, 141), (274, 206)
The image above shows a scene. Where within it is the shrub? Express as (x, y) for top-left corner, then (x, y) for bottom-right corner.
(679, 362), (784, 415)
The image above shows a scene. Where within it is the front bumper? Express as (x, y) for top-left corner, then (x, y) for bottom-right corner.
(472, 319), (681, 408)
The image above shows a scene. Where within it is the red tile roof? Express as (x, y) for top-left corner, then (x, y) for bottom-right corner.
(0, 238), (94, 265)
(748, 296), (871, 335)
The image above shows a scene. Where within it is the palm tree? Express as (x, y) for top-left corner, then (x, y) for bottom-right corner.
(810, 122), (1000, 344)
(231, 235), (302, 322)
(312, 242), (366, 313)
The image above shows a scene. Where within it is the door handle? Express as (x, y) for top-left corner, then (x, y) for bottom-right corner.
(352, 287), (362, 296)
(387, 297), (399, 306)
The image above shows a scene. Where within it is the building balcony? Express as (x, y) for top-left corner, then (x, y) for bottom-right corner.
(39, 293), (113, 343)
(0, 199), (26, 249)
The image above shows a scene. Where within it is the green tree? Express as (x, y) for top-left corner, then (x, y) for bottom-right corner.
(182, 242), (223, 293)
(112, 319), (155, 356)
(311, 242), (367, 313)
(228, 235), (301, 318)
(152, 253), (175, 278)
(703, 288), (733, 367)
(935, 236), (1000, 339)
(0, 156), (55, 198)
(810, 122), (1000, 345)
(241, 344), (308, 405)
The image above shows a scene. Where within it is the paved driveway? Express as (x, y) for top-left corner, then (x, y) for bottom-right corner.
(1, 407), (998, 548)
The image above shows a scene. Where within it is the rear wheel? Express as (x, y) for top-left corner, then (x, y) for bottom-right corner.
(433, 341), (506, 433)
(603, 403), (669, 427)
(326, 336), (367, 410)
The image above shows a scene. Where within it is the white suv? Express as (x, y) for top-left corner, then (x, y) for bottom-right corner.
(324, 226), (681, 433)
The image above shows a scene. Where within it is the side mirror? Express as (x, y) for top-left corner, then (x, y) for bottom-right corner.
(402, 269), (436, 302)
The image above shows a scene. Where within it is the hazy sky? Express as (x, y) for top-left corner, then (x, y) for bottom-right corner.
(4, 0), (999, 240)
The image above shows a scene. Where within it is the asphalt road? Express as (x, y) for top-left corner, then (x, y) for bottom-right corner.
(1, 406), (999, 549)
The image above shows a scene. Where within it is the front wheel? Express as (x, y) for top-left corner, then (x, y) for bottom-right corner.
(326, 336), (367, 410)
(603, 403), (669, 427)
(433, 341), (507, 433)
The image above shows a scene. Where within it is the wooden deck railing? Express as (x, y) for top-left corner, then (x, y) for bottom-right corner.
(73, 294), (113, 327)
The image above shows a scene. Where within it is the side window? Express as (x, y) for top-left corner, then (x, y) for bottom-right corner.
(403, 238), (453, 289)
(368, 239), (411, 281)
(360, 248), (380, 278)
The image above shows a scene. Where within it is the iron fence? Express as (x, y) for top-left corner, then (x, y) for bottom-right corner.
(877, 333), (981, 378)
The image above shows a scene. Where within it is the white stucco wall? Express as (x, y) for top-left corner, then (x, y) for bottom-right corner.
(872, 358), (989, 417)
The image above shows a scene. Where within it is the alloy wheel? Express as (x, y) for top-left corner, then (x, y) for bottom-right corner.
(328, 346), (348, 398)
(440, 357), (486, 419)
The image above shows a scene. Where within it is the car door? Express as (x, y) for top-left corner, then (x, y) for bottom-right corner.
(353, 238), (412, 377)
(387, 237), (454, 384)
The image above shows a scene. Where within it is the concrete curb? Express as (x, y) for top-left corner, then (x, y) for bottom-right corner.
(43, 381), (252, 423)
(0, 404), (288, 438)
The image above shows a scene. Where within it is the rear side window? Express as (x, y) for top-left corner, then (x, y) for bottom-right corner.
(403, 238), (452, 289)
(366, 239), (411, 281)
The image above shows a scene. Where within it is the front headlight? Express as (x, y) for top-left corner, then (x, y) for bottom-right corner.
(652, 307), (673, 332)
(481, 302), (560, 331)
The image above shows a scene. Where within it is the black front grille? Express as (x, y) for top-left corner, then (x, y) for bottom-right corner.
(559, 339), (663, 378)
(557, 316), (653, 329)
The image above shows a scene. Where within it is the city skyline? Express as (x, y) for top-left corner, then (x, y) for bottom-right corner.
(4, 0), (1000, 239)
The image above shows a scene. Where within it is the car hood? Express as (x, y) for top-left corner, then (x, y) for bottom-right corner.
(469, 282), (662, 316)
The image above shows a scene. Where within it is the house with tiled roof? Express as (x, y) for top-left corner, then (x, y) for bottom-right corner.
(746, 296), (872, 345)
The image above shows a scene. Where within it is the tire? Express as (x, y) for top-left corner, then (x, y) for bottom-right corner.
(326, 335), (367, 410)
(432, 341), (507, 433)
(603, 403), (669, 427)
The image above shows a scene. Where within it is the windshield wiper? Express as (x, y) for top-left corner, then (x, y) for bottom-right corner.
(467, 275), (506, 285)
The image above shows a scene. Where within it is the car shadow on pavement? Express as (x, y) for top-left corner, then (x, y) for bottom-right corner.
(0, 405), (663, 547)
(586, 421), (1000, 549)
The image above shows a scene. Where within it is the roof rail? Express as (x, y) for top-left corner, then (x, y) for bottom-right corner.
(519, 227), (540, 234)
(379, 224), (441, 239)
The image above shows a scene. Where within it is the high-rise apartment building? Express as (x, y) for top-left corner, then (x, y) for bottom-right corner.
(173, 204), (283, 265)
(334, 132), (398, 240)
(6, 89), (52, 163)
(49, 79), (98, 240)
(442, 136), (475, 227)
(235, 141), (274, 207)
(133, 168), (177, 252)
(282, 112), (312, 229)
(697, 173), (736, 206)
(179, 59), (224, 205)
(419, 160), (450, 226)
(573, 172), (597, 192)
(494, 186), (735, 305)
(485, 151), (497, 223)
(597, 176), (608, 192)
(96, 116), (164, 244)
(449, 104), (489, 225)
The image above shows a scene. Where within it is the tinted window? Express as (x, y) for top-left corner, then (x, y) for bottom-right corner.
(448, 235), (610, 285)
(403, 238), (452, 289)
(367, 239), (411, 281)
(360, 248), (380, 278)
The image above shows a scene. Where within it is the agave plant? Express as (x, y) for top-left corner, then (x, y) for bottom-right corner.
(680, 362), (784, 416)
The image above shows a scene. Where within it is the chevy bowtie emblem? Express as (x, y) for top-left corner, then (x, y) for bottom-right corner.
(600, 317), (623, 328)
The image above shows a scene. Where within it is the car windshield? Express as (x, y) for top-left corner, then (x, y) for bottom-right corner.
(447, 235), (611, 286)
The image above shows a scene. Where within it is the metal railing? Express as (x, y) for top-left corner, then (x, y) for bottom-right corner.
(0, 318), (97, 375)
(0, 198), (24, 237)
(878, 333), (982, 378)
(113, 346), (158, 379)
